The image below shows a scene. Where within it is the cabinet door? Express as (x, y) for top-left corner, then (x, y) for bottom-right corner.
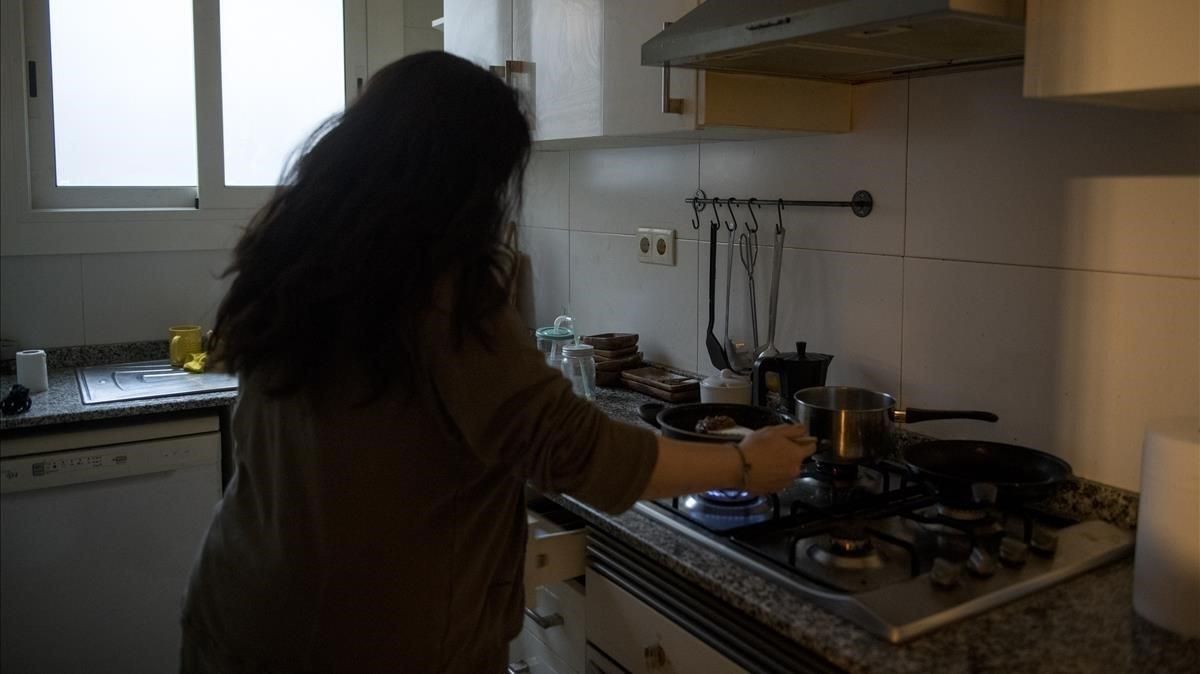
(513, 0), (603, 141)
(600, 0), (699, 138)
(444, 0), (512, 70)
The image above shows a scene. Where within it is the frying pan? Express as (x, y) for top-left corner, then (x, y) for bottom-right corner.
(638, 402), (796, 443)
(901, 440), (1072, 506)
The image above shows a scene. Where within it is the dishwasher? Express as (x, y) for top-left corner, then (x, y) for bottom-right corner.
(1, 413), (222, 674)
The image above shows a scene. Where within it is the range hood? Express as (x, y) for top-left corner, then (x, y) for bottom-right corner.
(642, 0), (1026, 83)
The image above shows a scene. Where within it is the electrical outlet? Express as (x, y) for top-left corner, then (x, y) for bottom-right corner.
(636, 228), (654, 263)
(650, 228), (675, 266)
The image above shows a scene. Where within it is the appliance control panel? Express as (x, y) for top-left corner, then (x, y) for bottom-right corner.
(0, 432), (219, 494)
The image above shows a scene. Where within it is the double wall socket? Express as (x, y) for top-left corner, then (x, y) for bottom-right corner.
(637, 227), (676, 266)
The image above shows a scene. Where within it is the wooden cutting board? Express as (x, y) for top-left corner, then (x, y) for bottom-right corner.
(595, 352), (643, 372)
(623, 379), (700, 403)
(621, 367), (700, 393)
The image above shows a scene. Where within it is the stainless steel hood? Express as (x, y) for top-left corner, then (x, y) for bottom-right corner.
(642, 0), (1026, 83)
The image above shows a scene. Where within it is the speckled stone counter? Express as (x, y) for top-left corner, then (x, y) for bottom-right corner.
(560, 389), (1199, 673)
(0, 368), (236, 431)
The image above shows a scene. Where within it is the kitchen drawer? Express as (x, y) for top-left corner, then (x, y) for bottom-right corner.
(525, 500), (587, 604)
(509, 623), (576, 674)
(586, 569), (747, 674)
(523, 579), (585, 673)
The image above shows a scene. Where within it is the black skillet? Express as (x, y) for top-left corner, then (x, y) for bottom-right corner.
(901, 440), (1072, 506)
(638, 402), (795, 443)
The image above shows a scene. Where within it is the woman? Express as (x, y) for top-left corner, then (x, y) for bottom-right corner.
(181, 51), (814, 673)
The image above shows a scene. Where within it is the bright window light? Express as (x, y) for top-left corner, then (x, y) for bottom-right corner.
(48, 0), (198, 187)
(219, 0), (346, 186)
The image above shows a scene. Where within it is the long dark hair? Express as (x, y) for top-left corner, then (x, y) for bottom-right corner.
(212, 52), (532, 401)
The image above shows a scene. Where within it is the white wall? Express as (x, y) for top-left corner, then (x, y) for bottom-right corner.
(518, 66), (1200, 492)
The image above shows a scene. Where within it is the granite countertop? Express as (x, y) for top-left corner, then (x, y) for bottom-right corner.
(0, 368), (237, 431)
(571, 388), (1200, 674)
(3, 360), (1195, 670)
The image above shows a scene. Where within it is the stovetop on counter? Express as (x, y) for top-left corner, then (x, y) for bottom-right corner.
(561, 387), (1196, 673)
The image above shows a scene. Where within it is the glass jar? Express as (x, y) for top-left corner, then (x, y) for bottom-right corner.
(534, 315), (574, 367)
(559, 343), (597, 400)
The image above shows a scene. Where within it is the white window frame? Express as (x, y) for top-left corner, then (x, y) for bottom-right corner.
(20, 0), (368, 212)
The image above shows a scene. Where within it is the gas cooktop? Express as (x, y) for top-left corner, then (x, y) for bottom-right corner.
(633, 459), (1134, 642)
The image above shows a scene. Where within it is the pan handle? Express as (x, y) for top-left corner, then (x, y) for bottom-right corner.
(894, 408), (999, 424)
(638, 402), (665, 428)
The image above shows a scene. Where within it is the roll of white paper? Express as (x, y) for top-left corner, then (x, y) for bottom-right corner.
(1133, 417), (1200, 638)
(15, 349), (49, 394)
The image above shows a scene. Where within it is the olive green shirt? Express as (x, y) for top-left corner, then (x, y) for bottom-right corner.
(181, 305), (658, 672)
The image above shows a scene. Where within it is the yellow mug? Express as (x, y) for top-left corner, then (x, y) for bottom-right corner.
(169, 325), (204, 367)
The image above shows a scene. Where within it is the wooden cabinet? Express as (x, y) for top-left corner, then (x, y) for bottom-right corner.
(444, 0), (850, 147)
(1023, 0), (1200, 112)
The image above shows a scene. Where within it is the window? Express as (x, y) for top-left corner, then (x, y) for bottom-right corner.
(23, 0), (365, 210)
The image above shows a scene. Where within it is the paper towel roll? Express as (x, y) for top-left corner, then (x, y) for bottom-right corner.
(1133, 417), (1200, 637)
(15, 349), (48, 394)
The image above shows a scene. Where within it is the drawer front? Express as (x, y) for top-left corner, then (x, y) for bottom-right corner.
(509, 624), (576, 674)
(525, 579), (585, 672)
(585, 569), (747, 674)
(525, 512), (587, 600)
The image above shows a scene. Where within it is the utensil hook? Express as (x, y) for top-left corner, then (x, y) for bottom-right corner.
(723, 198), (739, 233)
(745, 198), (760, 233)
(775, 199), (785, 235)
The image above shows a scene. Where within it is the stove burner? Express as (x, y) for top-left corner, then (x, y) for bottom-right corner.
(810, 459), (861, 485)
(936, 503), (988, 521)
(678, 491), (775, 526)
(700, 489), (758, 506)
(806, 533), (885, 570)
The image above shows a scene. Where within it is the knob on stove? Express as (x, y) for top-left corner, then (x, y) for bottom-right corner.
(999, 537), (1029, 567)
(930, 557), (963, 590)
(967, 546), (998, 577)
(1031, 524), (1059, 557)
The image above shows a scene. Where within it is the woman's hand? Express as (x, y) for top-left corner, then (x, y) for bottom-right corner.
(737, 424), (817, 494)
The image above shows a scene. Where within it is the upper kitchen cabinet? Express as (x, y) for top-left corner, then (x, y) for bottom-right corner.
(1023, 0), (1200, 112)
(444, 0), (850, 147)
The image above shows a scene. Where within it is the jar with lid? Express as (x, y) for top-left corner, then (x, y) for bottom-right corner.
(559, 343), (597, 400)
(534, 315), (574, 367)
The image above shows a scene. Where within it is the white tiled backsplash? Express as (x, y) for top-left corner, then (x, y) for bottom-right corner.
(1, 66), (1194, 491)
(519, 66), (1199, 492)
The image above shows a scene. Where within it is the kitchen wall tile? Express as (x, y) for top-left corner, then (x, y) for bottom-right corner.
(522, 151), (569, 230)
(902, 258), (1199, 491)
(403, 26), (443, 55)
(0, 255), (84, 349)
(694, 239), (903, 395)
(908, 66), (1200, 278)
(569, 144), (700, 238)
(570, 231), (699, 371)
(81, 251), (233, 344)
(404, 0), (443, 28)
(515, 226), (570, 330)
(698, 79), (908, 256)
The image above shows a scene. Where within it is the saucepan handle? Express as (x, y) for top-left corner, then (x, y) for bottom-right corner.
(894, 408), (999, 424)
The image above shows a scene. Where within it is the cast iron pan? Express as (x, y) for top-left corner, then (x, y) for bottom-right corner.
(638, 402), (796, 443)
(901, 440), (1072, 505)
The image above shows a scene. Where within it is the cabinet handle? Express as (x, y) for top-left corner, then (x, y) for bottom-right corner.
(524, 606), (564, 629)
(660, 22), (684, 114)
(507, 660), (531, 674)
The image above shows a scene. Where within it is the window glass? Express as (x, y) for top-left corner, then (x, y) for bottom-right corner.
(47, 0), (197, 186)
(220, 0), (345, 186)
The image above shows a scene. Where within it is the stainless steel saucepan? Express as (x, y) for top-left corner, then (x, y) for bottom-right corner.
(793, 386), (998, 463)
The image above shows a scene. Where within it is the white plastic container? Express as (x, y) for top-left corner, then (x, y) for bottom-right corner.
(700, 369), (752, 405)
(1133, 417), (1200, 637)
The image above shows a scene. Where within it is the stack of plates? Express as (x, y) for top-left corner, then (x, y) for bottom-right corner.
(582, 333), (642, 386)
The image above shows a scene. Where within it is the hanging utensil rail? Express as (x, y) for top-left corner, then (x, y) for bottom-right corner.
(686, 190), (873, 219)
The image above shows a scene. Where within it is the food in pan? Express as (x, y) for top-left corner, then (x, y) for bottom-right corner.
(695, 415), (737, 433)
